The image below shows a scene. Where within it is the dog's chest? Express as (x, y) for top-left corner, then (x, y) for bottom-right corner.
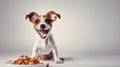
(39, 39), (52, 54)
(40, 39), (47, 49)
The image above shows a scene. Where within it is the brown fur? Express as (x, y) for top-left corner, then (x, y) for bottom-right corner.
(26, 12), (40, 30)
(46, 10), (61, 22)
(26, 11), (61, 30)
(26, 12), (40, 23)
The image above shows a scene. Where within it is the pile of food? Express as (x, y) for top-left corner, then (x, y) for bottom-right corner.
(9, 55), (43, 65)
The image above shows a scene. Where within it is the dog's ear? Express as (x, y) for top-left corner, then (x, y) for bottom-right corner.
(46, 10), (61, 22)
(56, 13), (61, 19)
(26, 15), (29, 19)
(25, 12), (38, 22)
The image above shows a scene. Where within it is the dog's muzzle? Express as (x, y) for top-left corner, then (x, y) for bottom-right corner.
(37, 29), (50, 39)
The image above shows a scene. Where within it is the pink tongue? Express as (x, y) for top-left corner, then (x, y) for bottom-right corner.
(41, 31), (46, 37)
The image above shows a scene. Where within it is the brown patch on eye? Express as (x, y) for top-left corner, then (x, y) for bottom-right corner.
(43, 15), (46, 19)
(43, 15), (52, 25)
(45, 19), (52, 25)
(35, 19), (40, 24)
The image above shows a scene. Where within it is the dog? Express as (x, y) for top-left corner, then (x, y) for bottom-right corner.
(26, 11), (63, 63)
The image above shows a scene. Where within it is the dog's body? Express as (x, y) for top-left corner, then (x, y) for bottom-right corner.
(26, 11), (63, 63)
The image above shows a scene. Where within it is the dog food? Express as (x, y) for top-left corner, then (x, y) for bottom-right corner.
(9, 55), (43, 65)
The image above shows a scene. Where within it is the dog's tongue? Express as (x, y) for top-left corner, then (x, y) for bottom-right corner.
(40, 30), (46, 37)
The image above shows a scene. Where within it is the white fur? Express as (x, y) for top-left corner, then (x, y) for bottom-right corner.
(31, 15), (63, 63)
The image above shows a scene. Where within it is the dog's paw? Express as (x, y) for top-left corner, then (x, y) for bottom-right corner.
(31, 55), (40, 60)
(55, 58), (63, 64)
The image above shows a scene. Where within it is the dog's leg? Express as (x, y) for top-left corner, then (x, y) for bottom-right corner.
(31, 47), (38, 57)
(52, 46), (63, 63)
(49, 34), (63, 63)
(31, 45), (38, 58)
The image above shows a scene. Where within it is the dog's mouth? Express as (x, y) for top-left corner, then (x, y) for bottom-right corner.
(37, 29), (50, 39)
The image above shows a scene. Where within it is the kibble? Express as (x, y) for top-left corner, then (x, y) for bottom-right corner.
(9, 55), (43, 65)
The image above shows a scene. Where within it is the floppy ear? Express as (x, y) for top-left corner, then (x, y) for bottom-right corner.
(56, 14), (61, 19)
(26, 15), (29, 19)
(25, 12), (38, 23)
(46, 10), (61, 22)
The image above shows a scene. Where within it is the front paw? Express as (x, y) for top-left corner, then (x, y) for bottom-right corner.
(31, 55), (40, 60)
(55, 58), (63, 64)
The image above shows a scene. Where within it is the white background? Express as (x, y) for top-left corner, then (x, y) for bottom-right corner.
(0, 0), (120, 54)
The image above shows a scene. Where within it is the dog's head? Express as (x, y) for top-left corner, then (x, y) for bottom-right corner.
(26, 11), (61, 39)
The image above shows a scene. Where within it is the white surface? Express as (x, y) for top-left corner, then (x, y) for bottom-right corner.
(0, 51), (120, 67)
(0, 0), (120, 53)
(6, 62), (48, 67)
(0, 1), (120, 67)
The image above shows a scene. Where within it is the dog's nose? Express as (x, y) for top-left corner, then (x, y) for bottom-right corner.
(40, 24), (46, 29)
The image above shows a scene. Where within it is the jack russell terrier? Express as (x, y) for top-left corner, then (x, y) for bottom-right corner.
(26, 11), (64, 63)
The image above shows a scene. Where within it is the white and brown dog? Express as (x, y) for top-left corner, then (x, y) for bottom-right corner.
(26, 11), (64, 63)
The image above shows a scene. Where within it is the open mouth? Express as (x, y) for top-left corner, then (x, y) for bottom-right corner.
(37, 29), (50, 38)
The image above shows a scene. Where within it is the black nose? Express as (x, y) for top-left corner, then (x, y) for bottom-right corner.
(40, 24), (46, 29)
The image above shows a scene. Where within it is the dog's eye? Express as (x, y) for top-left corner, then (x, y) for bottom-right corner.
(35, 19), (40, 24)
(45, 19), (51, 25)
